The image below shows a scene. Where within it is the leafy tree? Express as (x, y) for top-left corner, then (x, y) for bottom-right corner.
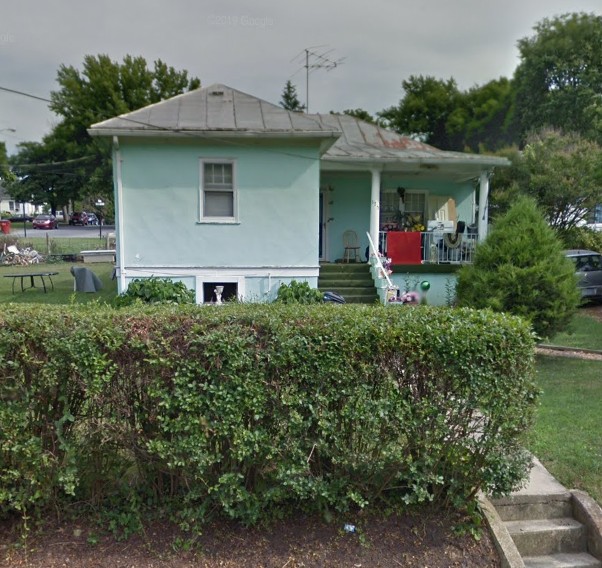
(279, 80), (305, 112)
(378, 75), (461, 149)
(23, 54), (200, 206)
(490, 130), (602, 231)
(341, 108), (375, 123)
(379, 75), (519, 152)
(513, 12), (602, 144)
(456, 196), (580, 339)
(460, 78), (518, 152)
(7, 133), (89, 215)
(0, 141), (14, 182)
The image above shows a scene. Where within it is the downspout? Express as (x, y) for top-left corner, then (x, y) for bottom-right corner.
(477, 171), (489, 242)
(113, 136), (126, 292)
(369, 168), (381, 251)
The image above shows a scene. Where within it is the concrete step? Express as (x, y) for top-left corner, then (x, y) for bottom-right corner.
(318, 278), (375, 287)
(523, 552), (602, 567)
(506, 517), (587, 557)
(494, 494), (573, 522)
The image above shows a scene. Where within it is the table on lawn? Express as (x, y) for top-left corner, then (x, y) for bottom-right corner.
(3, 272), (59, 293)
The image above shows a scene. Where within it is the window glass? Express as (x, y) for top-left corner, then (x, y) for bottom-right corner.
(202, 162), (234, 219)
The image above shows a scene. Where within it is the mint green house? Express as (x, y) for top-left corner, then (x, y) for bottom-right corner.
(89, 84), (508, 305)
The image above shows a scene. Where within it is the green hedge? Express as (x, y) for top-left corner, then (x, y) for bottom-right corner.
(0, 303), (537, 531)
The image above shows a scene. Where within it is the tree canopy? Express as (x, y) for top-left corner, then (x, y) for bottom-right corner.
(490, 130), (602, 232)
(513, 12), (602, 144)
(8, 54), (200, 212)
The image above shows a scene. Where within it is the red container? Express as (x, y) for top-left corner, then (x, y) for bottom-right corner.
(0, 220), (11, 234)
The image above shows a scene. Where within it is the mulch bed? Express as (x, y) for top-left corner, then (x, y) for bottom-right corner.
(0, 508), (501, 567)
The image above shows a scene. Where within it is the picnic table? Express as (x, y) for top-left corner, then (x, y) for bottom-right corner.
(3, 271), (59, 293)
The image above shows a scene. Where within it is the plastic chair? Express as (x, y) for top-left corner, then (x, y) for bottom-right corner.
(343, 230), (361, 263)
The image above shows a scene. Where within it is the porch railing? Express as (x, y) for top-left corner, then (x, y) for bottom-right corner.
(379, 231), (478, 265)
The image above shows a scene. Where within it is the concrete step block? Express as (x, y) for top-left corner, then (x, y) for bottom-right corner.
(506, 518), (587, 557)
(523, 552), (602, 567)
(495, 495), (573, 522)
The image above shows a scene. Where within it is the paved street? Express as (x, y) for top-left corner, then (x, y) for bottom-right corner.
(8, 223), (115, 239)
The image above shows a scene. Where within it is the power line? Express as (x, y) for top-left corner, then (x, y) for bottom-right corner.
(0, 85), (51, 103)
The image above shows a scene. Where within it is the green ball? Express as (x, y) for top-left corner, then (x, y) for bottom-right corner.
(419, 280), (430, 291)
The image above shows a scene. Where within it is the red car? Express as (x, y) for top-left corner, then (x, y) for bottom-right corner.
(69, 211), (88, 226)
(32, 214), (59, 230)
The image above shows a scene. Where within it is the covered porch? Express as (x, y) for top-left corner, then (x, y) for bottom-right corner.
(316, 114), (509, 305)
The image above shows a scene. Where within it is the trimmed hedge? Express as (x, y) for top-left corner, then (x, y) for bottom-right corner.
(0, 303), (537, 531)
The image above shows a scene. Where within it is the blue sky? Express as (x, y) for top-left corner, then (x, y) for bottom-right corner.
(1, 0), (601, 155)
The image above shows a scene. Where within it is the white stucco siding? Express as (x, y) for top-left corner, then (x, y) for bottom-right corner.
(118, 140), (321, 269)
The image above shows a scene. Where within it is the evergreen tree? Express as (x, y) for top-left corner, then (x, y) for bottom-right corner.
(456, 196), (580, 339)
(279, 80), (305, 112)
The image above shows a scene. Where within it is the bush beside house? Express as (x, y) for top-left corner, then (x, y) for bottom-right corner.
(456, 196), (580, 339)
(0, 303), (537, 534)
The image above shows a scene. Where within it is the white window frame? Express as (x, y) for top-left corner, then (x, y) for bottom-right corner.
(199, 159), (238, 223)
(380, 188), (428, 228)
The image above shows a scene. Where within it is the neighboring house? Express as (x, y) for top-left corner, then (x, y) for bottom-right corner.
(89, 84), (509, 305)
(0, 182), (39, 219)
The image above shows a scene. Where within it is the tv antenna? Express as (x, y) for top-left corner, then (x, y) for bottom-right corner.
(291, 46), (345, 112)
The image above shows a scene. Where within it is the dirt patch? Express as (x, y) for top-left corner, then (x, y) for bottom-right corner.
(0, 509), (501, 567)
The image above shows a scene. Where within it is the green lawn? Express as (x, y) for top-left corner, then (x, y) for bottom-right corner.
(527, 355), (602, 504)
(0, 262), (117, 304)
(550, 310), (602, 351)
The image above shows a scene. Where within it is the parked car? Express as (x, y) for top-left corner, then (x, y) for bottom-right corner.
(565, 249), (602, 301)
(87, 213), (99, 225)
(8, 214), (34, 222)
(32, 214), (59, 230)
(69, 211), (88, 226)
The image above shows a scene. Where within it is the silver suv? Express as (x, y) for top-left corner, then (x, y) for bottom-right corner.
(565, 249), (602, 301)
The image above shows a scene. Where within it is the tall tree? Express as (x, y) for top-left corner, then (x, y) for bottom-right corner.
(0, 142), (13, 182)
(279, 80), (305, 112)
(513, 12), (602, 144)
(490, 129), (602, 232)
(379, 75), (519, 152)
(10, 54), (200, 207)
(378, 75), (461, 149)
(459, 78), (518, 152)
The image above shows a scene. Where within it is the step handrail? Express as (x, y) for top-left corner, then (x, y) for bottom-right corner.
(366, 231), (394, 289)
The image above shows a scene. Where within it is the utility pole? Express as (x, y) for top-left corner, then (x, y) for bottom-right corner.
(292, 46), (345, 112)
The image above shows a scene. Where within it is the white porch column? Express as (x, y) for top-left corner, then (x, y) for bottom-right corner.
(477, 171), (489, 242)
(369, 168), (381, 252)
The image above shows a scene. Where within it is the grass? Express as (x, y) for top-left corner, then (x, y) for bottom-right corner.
(0, 261), (117, 304)
(550, 309), (602, 351)
(527, 355), (602, 504)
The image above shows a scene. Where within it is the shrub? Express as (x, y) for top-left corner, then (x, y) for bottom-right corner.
(275, 280), (323, 304)
(456, 196), (580, 339)
(0, 303), (537, 533)
(113, 277), (195, 306)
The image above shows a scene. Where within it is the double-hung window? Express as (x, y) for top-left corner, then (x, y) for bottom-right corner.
(201, 161), (236, 221)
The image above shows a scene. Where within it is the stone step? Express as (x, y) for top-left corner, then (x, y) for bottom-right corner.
(506, 518), (587, 557)
(494, 494), (573, 522)
(523, 552), (602, 567)
(318, 277), (375, 287)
